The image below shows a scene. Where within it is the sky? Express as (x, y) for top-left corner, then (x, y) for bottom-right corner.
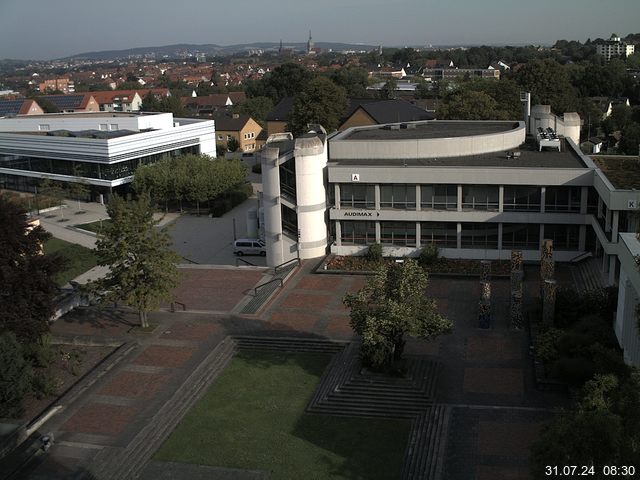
(0, 0), (639, 60)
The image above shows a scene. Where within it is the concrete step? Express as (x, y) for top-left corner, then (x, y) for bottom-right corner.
(234, 335), (347, 354)
(88, 338), (237, 480)
(401, 404), (450, 480)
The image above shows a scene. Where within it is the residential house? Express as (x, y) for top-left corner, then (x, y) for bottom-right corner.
(214, 114), (262, 153)
(182, 93), (247, 117)
(0, 99), (44, 117)
(40, 94), (100, 113)
(90, 91), (143, 112)
(596, 34), (635, 61)
(39, 78), (75, 94)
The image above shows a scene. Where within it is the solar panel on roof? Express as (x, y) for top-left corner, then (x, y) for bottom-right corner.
(43, 95), (84, 109)
(0, 99), (25, 116)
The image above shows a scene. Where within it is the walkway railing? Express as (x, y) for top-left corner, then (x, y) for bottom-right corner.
(274, 257), (300, 275)
(253, 278), (283, 295)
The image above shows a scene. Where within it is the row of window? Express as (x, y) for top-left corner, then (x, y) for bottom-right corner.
(0, 146), (199, 181)
(337, 184), (594, 213)
(340, 221), (580, 250)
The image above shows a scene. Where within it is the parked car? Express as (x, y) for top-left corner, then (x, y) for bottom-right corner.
(233, 238), (266, 256)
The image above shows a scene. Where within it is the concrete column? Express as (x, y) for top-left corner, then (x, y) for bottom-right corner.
(498, 185), (504, 213)
(335, 221), (342, 246)
(605, 208), (612, 232)
(609, 256), (617, 286)
(457, 184), (463, 212)
(612, 211), (619, 242)
(416, 222), (421, 248)
(497, 223), (503, 252)
(375, 221), (381, 243)
(375, 184), (380, 210)
(579, 225), (587, 251)
(334, 184), (341, 209)
(539, 224), (545, 252)
(540, 187), (546, 213)
(580, 186), (588, 214)
(457, 222), (462, 250)
(261, 147), (285, 267)
(415, 185), (421, 211)
(598, 197), (603, 218)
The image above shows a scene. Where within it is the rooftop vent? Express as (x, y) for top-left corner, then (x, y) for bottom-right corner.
(400, 123), (416, 129)
(506, 151), (521, 159)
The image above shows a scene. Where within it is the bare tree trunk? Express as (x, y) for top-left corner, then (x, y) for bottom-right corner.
(139, 310), (148, 328)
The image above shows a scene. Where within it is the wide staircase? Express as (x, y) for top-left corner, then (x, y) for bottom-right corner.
(570, 256), (607, 292)
(239, 260), (299, 314)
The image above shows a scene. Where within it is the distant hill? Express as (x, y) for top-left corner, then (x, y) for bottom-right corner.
(59, 42), (380, 61)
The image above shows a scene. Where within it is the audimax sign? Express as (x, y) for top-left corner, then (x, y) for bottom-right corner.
(342, 211), (380, 217)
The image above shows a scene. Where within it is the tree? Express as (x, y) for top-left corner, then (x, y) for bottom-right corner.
(330, 66), (371, 97)
(0, 332), (33, 418)
(0, 194), (63, 342)
(233, 96), (274, 126)
(515, 58), (578, 113)
(438, 89), (504, 120)
(227, 136), (240, 152)
(343, 259), (452, 370)
(287, 77), (348, 135)
(39, 177), (66, 218)
(245, 63), (314, 103)
(378, 78), (398, 99)
(91, 195), (180, 328)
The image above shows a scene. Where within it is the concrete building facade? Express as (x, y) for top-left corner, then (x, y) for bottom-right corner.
(0, 112), (215, 200)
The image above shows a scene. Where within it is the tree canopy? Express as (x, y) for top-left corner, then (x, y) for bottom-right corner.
(515, 58), (578, 113)
(0, 195), (62, 342)
(287, 76), (348, 135)
(343, 259), (452, 370)
(90, 194), (180, 328)
(245, 63), (314, 103)
(133, 154), (247, 212)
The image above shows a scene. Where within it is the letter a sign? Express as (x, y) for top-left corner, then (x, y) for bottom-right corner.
(351, 173), (360, 182)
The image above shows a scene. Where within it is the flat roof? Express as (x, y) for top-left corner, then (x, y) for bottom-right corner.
(593, 156), (640, 189)
(329, 138), (587, 169)
(341, 121), (519, 141)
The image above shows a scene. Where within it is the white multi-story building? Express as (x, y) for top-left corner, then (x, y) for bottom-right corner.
(596, 34), (635, 61)
(259, 108), (640, 367)
(0, 112), (215, 201)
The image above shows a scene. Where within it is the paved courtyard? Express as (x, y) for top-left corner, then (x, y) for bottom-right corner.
(20, 262), (570, 479)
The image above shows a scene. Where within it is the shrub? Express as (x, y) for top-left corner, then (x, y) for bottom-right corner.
(366, 243), (383, 263)
(550, 357), (596, 386)
(30, 370), (59, 399)
(418, 243), (439, 267)
(0, 332), (33, 418)
(534, 327), (564, 363)
(570, 314), (618, 348)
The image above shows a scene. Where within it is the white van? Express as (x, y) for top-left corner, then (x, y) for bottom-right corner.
(234, 238), (266, 256)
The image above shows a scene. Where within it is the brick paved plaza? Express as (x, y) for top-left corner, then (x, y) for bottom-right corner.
(22, 263), (569, 479)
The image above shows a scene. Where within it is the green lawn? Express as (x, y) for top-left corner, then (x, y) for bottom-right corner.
(44, 238), (98, 286)
(75, 219), (110, 233)
(155, 351), (410, 479)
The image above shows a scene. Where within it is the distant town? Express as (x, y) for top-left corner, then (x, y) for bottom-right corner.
(1, 29), (640, 480)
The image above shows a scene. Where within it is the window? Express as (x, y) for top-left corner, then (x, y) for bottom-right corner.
(503, 186), (541, 212)
(380, 184), (416, 210)
(279, 158), (296, 199)
(99, 124), (108, 131)
(544, 224), (580, 250)
(340, 184), (375, 209)
(461, 223), (499, 249)
(281, 205), (298, 239)
(109, 124), (118, 130)
(502, 223), (539, 249)
(462, 186), (499, 211)
(421, 222), (457, 248)
(341, 221), (376, 244)
(421, 184), (457, 210)
(380, 222), (416, 246)
(227, 135), (233, 141)
(545, 187), (581, 213)
(38, 124), (50, 131)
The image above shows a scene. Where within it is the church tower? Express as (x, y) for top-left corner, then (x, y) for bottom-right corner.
(307, 30), (315, 55)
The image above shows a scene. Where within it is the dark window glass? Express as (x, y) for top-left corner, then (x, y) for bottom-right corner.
(461, 223), (499, 249)
(341, 221), (376, 245)
(462, 186), (499, 211)
(421, 184), (457, 210)
(543, 224), (580, 250)
(340, 184), (375, 209)
(420, 222), (457, 248)
(380, 184), (416, 210)
(503, 186), (541, 212)
(380, 221), (416, 246)
(502, 223), (540, 249)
